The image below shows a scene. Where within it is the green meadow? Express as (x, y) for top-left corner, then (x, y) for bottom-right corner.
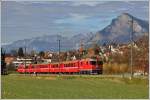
(1, 74), (149, 99)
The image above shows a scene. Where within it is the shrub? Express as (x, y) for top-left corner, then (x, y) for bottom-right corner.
(103, 63), (113, 74)
(103, 63), (129, 74)
(111, 63), (120, 74)
(120, 63), (128, 73)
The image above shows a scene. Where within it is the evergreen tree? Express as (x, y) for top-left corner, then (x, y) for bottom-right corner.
(1, 48), (7, 75)
(18, 47), (24, 57)
(39, 51), (45, 58)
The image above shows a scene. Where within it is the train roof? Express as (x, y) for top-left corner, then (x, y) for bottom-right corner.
(31, 58), (99, 66)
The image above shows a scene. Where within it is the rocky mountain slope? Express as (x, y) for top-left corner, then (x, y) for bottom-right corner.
(91, 13), (149, 44)
(2, 13), (149, 52)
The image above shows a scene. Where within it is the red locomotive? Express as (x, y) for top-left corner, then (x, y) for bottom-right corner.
(17, 58), (103, 74)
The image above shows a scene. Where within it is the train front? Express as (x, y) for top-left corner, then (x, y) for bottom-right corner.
(89, 58), (103, 74)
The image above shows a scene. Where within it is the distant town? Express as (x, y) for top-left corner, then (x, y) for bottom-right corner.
(2, 34), (148, 76)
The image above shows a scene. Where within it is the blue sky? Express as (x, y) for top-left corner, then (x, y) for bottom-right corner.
(1, 0), (149, 44)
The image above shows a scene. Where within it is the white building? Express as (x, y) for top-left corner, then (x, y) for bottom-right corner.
(12, 58), (33, 68)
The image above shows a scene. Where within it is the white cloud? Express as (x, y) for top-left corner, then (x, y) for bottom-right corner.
(142, 6), (148, 9)
(71, 1), (107, 7)
(116, 8), (129, 12)
(1, 42), (12, 46)
(123, 1), (137, 5)
(54, 13), (90, 24)
(54, 19), (66, 24)
(14, 1), (54, 5)
(109, 8), (128, 13)
(69, 13), (89, 21)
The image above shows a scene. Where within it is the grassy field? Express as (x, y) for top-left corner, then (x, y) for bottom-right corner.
(1, 74), (149, 99)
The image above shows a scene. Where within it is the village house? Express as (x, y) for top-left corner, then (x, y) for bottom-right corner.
(5, 54), (16, 65)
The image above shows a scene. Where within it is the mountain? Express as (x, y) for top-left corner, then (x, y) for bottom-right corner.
(91, 13), (149, 44)
(2, 34), (90, 52)
(2, 35), (66, 52)
(2, 13), (149, 52)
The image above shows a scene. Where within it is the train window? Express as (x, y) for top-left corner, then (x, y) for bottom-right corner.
(70, 63), (72, 67)
(41, 65), (46, 68)
(42, 66), (45, 68)
(73, 63), (75, 67)
(86, 62), (88, 65)
(52, 64), (57, 68)
(90, 61), (96, 65)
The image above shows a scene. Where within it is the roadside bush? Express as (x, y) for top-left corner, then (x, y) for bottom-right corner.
(120, 63), (128, 73)
(111, 63), (120, 74)
(103, 63), (113, 74)
(103, 63), (129, 74)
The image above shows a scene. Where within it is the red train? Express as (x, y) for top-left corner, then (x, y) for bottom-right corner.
(17, 58), (103, 74)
